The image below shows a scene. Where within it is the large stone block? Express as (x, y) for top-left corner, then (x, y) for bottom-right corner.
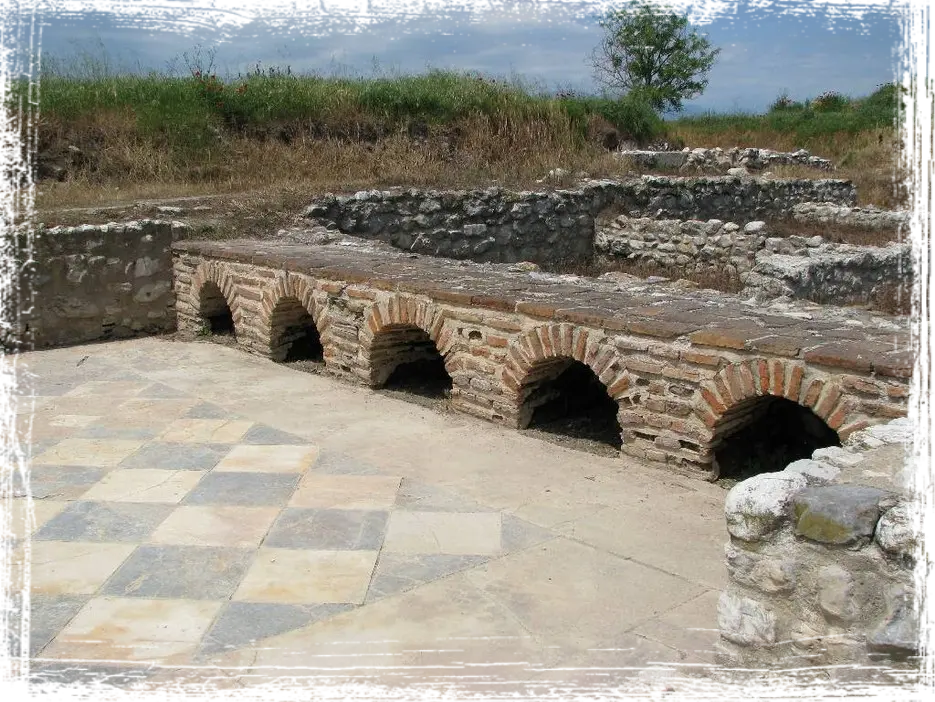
(725, 472), (807, 542)
(793, 485), (892, 545)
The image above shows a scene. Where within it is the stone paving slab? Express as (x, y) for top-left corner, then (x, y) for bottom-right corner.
(175, 238), (911, 376)
(13, 338), (734, 690)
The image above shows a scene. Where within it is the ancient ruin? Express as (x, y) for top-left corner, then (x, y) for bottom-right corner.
(20, 168), (918, 672)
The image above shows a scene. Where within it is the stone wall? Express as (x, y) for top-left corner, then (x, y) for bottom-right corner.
(618, 147), (835, 174)
(596, 215), (912, 307)
(302, 177), (857, 266)
(792, 202), (910, 231)
(718, 418), (918, 670)
(171, 237), (910, 480)
(595, 216), (767, 277)
(21, 220), (183, 349)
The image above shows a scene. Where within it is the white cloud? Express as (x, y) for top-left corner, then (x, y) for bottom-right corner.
(883, 2), (935, 24)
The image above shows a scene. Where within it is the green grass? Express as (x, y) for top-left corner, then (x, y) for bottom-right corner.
(30, 61), (664, 155)
(669, 83), (901, 142)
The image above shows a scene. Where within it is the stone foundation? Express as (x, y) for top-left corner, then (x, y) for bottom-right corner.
(596, 215), (912, 307)
(171, 236), (910, 479)
(718, 418), (918, 669)
(302, 177), (856, 266)
(792, 202), (910, 231)
(18, 220), (184, 349)
(618, 147), (835, 174)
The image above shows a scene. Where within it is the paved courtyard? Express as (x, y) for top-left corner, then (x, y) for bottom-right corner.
(10, 337), (731, 691)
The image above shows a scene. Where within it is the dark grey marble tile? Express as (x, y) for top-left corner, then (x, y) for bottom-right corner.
(34, 501), (174, 543)
(101, 545), (254, 600)
(197, 602), (355, 658)
(29, 593), (91, 657)
(119, 442), (232, 471)
(28, 465), (109, 500)
(265, 508), (387, 551)
(183, 472), (300, 507)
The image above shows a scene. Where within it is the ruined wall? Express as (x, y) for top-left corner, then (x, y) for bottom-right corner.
(792, 202), (910, 231)
(21, 220), (183, 349)
(596, 215), (911, 307)
(619, 147), (835, 174)
(303, 177), (857, 266)
(718, 418), (917, 670)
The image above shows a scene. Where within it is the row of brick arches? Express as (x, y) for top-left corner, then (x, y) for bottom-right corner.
(182, 263), (874, 481)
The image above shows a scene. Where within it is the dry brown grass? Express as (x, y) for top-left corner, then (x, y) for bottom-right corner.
(35, 114), (632, 214)
(765, 218), (905, 247)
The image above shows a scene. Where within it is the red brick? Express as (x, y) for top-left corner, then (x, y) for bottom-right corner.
(785, 365), (804, 401)
(695, 404), (719, 429)
(431, 289), (474, 306)
(607, 374), (631, 398)
(574, 329), (589, 361)
(591, 347), (617, 378)
(345, 287), (378, 301)
(802, 379), (824, 408)
(814, 384), (844, 419)
(555, 307), (608, 326)
(524, 329), (545, 361)
(501, 369), (521, 392)
(487, 334), (509, 348)
(701, 385), (727, 415)
(841, 376), (884, 396)
(537, 326), (554, 358)
(803, 342), (877, 373)
(826, 400), (852, 430)
(626, 318), (696, 340)
(550, 325), (565, 357)
(755, 359), (770, 395)
(887, 384), (909, 399)
(435, 327), (453, 353)
(861, 401), (909, 419)
(739, 364), (757, 398)
(559, 324), (575, 355)
(470, 295), (514, 312)
(726, 366), (745, 402)
(745, 335), (802, 357)
(769, 359), (785, 396)
(516, 301), (558, 319)
(626, 358), (664, 376)
(689, 328), (751, 350)
(874, 351), (914, 379)
(680, 349), (722, 367)
(367, 306), (385, 335)
(714, 373), (734, 405)
(839, 419), (871, 441)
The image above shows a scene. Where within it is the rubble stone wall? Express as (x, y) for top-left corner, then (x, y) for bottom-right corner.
(303, 177), (857, 266)
(718, 418), (918, 669)
(792, 202), (910, 231)
(596, 215), (912, 306)
(21, 220), (183, 349)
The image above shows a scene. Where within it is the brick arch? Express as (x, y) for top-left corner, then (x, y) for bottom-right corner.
(501, 324), (632, 429)
(694, 358), (863, 444)
(360, 294), (455, 386)
(190, 261), (243, 331)
(257, 275), (331, 362)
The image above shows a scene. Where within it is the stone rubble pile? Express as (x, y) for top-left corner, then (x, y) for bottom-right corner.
(719, 417), (918, 670)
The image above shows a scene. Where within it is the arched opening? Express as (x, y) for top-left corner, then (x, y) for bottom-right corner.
(269, 297), (323, 363)
(370, 325), (452, 400)
(714, 396), (841, 483)
(519, 358), (622, 454)
(199, 282), (235, 336)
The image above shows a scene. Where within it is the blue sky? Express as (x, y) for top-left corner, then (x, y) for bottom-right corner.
(35, 2), (902, 113)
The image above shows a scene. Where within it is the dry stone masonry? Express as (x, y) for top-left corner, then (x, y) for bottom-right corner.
(596, 215), (912, 307)
(719, 417), (918, 669)
(303, 176), (856, 266)
(618, 147), (836, 174)
(21, 220), (186, 348)
(171, 234), (910, 480)
(792, 202), (911, 231)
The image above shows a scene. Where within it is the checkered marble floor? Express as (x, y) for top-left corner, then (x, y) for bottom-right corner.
(12, 368), (552, 671)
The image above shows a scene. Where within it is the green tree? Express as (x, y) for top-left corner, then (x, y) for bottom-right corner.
(590, 1), (720, 113)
